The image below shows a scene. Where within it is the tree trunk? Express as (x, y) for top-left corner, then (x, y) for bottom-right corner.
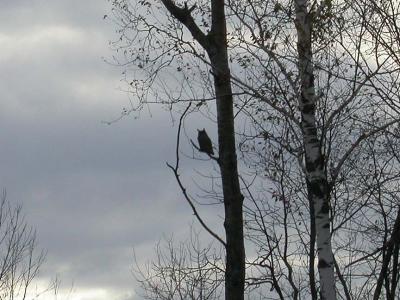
(207, 1), (246, 297)
(294, 1), (336, 299)
(159, 0), (245, 299)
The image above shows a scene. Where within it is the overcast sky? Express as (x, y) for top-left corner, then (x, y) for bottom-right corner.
(0, 1), (222, 299)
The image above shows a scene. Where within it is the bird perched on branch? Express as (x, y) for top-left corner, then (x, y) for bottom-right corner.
(197, 128), (214, 155)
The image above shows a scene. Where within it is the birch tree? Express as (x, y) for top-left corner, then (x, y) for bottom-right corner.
(294, 1), (336, 298)
(227, 0), (400, 298)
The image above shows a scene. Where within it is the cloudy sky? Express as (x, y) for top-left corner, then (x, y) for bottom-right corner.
(0, 1), (221, 299)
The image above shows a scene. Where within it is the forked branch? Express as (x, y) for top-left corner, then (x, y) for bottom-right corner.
(166, 103), (226, 247)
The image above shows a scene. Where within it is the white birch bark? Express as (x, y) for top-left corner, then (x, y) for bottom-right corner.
(294, 0), (336, 299)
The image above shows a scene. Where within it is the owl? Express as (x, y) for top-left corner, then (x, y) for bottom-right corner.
(197, 129), (214, 155)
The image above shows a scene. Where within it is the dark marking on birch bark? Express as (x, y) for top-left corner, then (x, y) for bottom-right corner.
(320, 201), (330, 214)
(306, 135), (319, 143)
(302, 102), (315, 114)
(309, 180), (326, 198)
(318, 259), (329, 268)
(305, 152), (324, 172)
(306, 163), (316, 172)
(309, 74), (315, 87)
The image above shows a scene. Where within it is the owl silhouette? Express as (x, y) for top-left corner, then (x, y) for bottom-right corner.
(197, 129), (214, 155)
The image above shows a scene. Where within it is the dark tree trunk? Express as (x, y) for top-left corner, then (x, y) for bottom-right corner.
(160, 0), (245, 299)
(208, 12), (245, 300)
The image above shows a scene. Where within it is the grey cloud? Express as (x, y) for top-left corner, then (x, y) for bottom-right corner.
(0, 1), (223, 299)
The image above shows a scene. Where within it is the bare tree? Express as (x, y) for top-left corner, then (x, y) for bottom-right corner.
(0, 191), (45, 299)
(108, 0), (400, 299)
(223, 0), (400, 298)
(134, 231), (224, 300)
